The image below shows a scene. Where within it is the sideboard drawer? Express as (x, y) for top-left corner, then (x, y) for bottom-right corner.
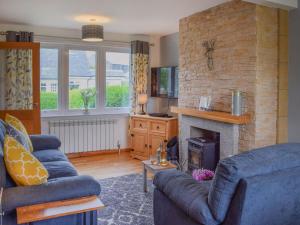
(150, 121), (166, 134)
(133, 119), (148, 130)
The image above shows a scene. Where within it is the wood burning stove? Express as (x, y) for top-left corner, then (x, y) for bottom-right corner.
(187, 136), (220, 173)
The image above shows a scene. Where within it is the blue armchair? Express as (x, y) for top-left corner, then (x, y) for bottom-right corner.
(0, 120), (101, 225)
(153, 143), (300, 225)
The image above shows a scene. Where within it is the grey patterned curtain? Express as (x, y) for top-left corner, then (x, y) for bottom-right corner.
(130, 41), (149, 114)
(4, 49), (33, 110)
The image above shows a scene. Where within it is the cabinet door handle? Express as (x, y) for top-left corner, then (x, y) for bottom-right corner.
(149, 145), (152, 148)
(139, 123), (142, 128)
(145, 144), (148, 148)
(156, 126), (160, 129)
(131, 134), (134, 137)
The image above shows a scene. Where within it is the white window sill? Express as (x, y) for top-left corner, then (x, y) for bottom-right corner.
(41, 110), (130, 119)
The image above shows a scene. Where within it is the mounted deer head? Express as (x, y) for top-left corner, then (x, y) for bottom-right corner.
(202, 39), (216, 71)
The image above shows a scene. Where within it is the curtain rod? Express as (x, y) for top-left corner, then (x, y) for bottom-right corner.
(37, 34), (155, 46)
(0, 32), (155, 46)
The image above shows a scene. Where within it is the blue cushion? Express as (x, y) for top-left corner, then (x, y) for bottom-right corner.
(6, 124), (31, 151)
(30, 135), (61, 151)
(208, 143), (300, 222)
(42, 161), (78, 179)
(33, 150), (68, 162)
(0, 119), (5, 148)
(154, 170), (217, 225)
(0, 120), (6, 188)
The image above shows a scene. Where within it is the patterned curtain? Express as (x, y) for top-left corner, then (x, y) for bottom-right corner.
(4, 49), (33, 110)
(130, 41), (149, 114)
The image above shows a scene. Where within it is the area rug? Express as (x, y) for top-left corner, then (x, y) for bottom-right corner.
(97, 174), (154, 225)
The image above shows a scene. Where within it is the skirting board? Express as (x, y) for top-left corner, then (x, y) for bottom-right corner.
(66, 148), (132, 159)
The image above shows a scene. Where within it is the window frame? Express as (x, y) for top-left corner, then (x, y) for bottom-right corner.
(40, 45), (62, 114)
(102, 46), (131, 114)
(40, 39), (131, 117)
(66, 46), (98, 113)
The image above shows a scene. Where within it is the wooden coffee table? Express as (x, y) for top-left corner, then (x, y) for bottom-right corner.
(142, 160), (177, 192)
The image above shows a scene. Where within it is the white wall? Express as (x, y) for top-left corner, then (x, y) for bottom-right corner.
(160, 33), (179, 67)
(147, 33), (179, 114)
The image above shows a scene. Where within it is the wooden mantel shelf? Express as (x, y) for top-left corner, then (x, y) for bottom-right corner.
(171, 107), (251, 125)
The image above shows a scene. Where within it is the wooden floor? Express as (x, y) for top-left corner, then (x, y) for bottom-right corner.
(70, 151), (143, 180)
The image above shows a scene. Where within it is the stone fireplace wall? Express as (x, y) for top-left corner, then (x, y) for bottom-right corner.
(179, 0), (279, 152)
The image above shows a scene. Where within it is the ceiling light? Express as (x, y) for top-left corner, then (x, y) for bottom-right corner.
(75, 15), (111, 24)
(82, 25), (103, 42)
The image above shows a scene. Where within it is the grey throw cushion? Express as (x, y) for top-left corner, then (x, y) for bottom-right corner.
(5, 123), (31, 151)
(0, 119), (6, 148)
(208, 143), (300, 222)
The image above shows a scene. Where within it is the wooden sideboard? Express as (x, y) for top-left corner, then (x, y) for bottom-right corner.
(130, 115), (178, 160)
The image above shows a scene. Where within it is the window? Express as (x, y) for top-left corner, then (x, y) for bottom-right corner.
(40, 42), (130, 116)
(68, 50), (96, 110)
(105, 51), (130, 108)
(40, 48), (59, 111)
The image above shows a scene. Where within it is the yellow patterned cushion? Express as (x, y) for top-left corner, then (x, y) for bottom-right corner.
(4, 136), (49, 186)
(5, 114), (33, 152)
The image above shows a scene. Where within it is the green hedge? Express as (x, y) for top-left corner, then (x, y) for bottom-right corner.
(69, 89), (96, 109)
(106, 85), (129, 107)
(40, 92), (58, 110)
(41, 85), (129, 110)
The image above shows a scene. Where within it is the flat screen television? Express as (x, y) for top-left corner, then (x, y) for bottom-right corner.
(151, 66), (178, 98)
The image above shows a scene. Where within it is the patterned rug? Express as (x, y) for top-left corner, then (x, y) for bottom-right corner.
(97, 174), (154, 225)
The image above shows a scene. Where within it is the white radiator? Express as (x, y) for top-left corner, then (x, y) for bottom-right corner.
(48, 119), (120, 154)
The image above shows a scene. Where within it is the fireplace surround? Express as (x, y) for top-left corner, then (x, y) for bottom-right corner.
(180, 114), (240, 171)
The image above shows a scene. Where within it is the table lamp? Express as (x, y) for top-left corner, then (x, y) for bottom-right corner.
(138, 94), (148, 115)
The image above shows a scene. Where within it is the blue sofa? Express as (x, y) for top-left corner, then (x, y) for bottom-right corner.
(0, 119), (101, 225)
(153, 143), (300, 225)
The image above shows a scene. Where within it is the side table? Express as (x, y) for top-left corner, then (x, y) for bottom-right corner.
(142, 160), (177, 192)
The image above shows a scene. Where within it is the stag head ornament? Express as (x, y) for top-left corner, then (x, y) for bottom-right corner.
(202, 40), (216, 71)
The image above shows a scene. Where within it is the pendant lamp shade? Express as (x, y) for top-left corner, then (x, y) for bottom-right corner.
(82, 25), (103, 42)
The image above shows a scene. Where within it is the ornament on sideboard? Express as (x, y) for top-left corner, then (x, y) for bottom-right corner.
(202, 39), (216, 71)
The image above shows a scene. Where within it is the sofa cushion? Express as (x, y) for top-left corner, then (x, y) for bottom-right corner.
(5, 114), (33, 152)
(0, 120), (6, 188)
(42, 161), (78, 179)
(6, 124), (31, 152)
(4, 136), (49, 186)
(30, 135), (61, 151)
(0, 119), (5, 148)
(154, 170), (217, 225)
(208, 143), (300, 223)
(33, 150), (68, 162)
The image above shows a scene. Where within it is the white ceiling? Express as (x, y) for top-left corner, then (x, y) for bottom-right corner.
(0, 0), (229, 35)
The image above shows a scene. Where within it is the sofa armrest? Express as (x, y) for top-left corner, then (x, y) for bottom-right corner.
(154, 170), (217, 225)
(30, 135), (61, 151)
(3, 175), (101, 212)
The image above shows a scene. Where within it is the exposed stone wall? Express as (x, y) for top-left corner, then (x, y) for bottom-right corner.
(277, 10), (289, 143)
(179, 1), (279, 152)
(254, 5), (278, 148)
